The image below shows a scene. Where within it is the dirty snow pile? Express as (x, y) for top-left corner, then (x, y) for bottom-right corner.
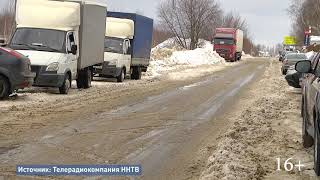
(200, 61), (305, 180)
(146, 38), (225, 77)
(242, 51), (254, 59)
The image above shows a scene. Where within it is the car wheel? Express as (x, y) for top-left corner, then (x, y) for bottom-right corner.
(314, 114), (320, 176)
(59, 74), (71, 94)
(282, 69), (287, 75)
(117, 68), (125, 83)
(0, 76), (10, 99)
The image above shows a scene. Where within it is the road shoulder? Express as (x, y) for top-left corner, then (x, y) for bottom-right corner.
(200, 59), (313, 179)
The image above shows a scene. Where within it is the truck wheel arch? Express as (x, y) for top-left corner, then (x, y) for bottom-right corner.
(64, 69), (72, 82)
(123, 66), (126, 75)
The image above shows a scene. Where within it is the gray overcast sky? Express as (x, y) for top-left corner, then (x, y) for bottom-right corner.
(106, 0), (292, 46)
(0, 0), (292, 45)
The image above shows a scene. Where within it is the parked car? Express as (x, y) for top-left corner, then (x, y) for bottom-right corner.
(296, 54), (320, 175)
(282, 53), (308, 75)
(285, 53), (318, 88)
(0, 47), (34, 99)
(299, 53), (320, 88)
(285, 65), (302, 88)
(279, 51), (285, 61)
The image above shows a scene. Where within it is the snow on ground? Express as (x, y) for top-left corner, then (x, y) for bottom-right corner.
(200, 60), (317, 180)
(146, 38), (225, 78)
(242, 51), (254, 59)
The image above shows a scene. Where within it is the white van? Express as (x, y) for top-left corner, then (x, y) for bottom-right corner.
(10, 0), (107, 94)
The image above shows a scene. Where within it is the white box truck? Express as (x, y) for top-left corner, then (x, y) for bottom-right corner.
(94, 12), (153, 82)
(9, 0), (107, 94)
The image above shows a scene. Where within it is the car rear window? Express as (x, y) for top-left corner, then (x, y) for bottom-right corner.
(286, 54), (307, 61)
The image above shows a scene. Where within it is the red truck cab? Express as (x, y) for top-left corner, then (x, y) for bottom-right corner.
(213, 28), (243, 62)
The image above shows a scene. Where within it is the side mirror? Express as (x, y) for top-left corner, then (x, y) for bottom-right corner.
(70, 45), (77, 55)
(295, 60), (311, 73)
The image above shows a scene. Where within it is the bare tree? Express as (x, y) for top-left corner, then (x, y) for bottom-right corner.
(288, 0), (320, 45)
(0, 0), (16, 40)
(152, 25), (173, 47)
(221, 12), (249, 35)
(158, 0), (222, 50)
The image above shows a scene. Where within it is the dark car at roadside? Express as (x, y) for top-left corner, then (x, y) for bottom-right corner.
(285, 65), (302, 88)
(0, 47), (34, 99)
(285, 53), (319, 89)
(295, 53), (320, 175)
(282, 53), (308, 75)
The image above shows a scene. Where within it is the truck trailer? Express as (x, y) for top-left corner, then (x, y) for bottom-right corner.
(94, 12), (153, 81)
(10, 0), (107, 94)
(213, 28), (243, 62)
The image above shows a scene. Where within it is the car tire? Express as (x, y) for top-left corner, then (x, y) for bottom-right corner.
(282, 69), (287, 75)
(59, 74), (71, 95)
(314, 113), (320, 176)
(117, 68), (125, 83)
(0, 75), (10, 100)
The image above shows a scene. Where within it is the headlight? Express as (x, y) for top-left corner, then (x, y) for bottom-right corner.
(46, 62), (59, 72)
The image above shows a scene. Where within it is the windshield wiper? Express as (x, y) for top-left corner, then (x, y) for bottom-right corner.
(12, 43), (37, 50)
(31, 43), (61, 52)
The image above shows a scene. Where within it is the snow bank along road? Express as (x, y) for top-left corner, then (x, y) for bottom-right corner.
(0, 58), (268, 179)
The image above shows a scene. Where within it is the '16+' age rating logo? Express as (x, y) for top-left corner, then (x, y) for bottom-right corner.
(276, 158), (305, 172)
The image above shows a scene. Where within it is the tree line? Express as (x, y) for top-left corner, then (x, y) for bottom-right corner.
(0, 0), (259, 55)
(155, 0), (259, 55)
(288, 0), (320, 45)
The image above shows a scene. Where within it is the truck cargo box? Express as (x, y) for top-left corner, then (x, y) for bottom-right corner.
(107, 12), (153, 66)
(16, 0), (107, 70)
(106, 17), (134, 39)
(78, 3), (106, 69)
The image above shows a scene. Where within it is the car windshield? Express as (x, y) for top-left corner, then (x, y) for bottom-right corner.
(286, 54), (307, 61)
(104, 37), (124, 54)
(10, 28), (66, 53)
(214, 38), (235, 45)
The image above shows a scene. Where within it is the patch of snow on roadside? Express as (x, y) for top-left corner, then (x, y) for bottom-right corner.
(242, 51), (254, 59)
(170, 41), (224, 65)
(147, 39), (225, 77)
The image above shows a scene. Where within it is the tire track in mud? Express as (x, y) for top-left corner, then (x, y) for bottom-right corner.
(0, 59), (267, 179)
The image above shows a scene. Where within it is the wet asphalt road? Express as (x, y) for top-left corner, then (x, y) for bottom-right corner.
(0, 58), (268, 180)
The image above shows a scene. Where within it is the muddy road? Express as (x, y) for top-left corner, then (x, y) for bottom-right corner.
(0, 58), (268, 179)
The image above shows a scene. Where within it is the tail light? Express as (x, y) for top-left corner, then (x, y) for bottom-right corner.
(283, 59), (288, 64)
(0, 47), (23, 59)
